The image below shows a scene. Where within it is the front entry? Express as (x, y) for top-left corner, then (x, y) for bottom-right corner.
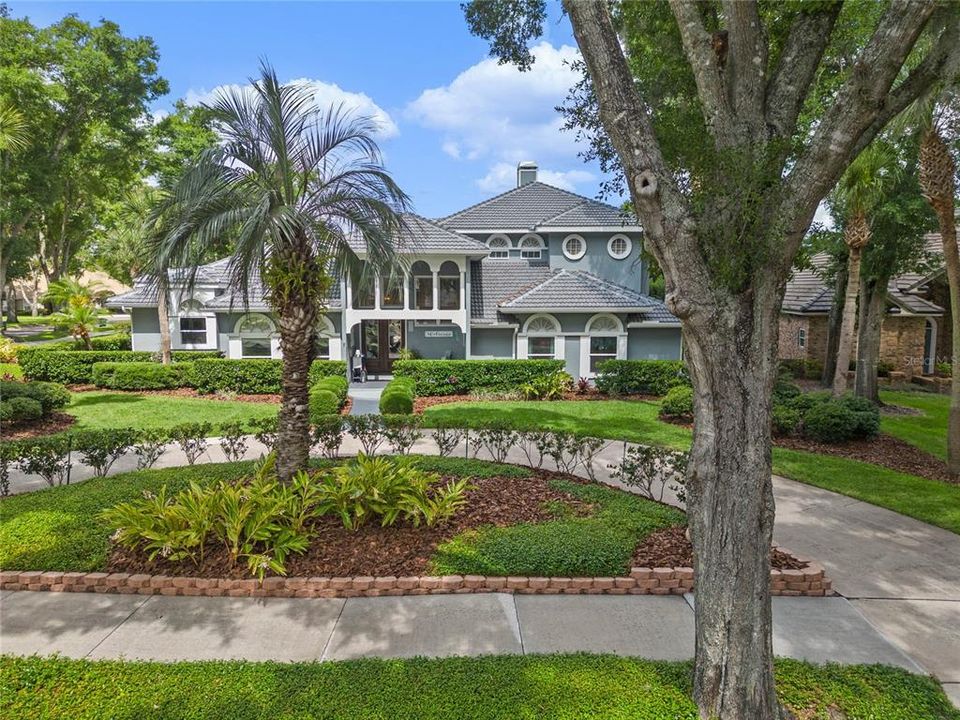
(361, 319), (404, 375)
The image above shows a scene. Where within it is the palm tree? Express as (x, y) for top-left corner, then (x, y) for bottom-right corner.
(44, 276), (108, 310)
(148, 63), (409, 480)
(0, 99), (29, 154)
(831, 143), (900, 396)
(55, 303), (103, 350)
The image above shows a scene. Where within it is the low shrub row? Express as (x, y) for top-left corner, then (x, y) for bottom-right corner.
(191, 359), (347, 394)
(43, 333), (132, 352)
(392, 359), (565, 396)
(19, 349), (221, 384)
(773, 387), (880, 443)
(309, 375), (349, 421)
(379, 377), (416, 414)
(595, 360), (688, 397)
(0, 380), (71, 424)
(91, 362), (194, 390)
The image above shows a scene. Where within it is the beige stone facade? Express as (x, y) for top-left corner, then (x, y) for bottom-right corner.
(778, 313), (932, 377)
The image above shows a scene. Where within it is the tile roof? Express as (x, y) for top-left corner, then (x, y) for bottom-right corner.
(347, 213), (487, 255)
(440, 181), (637, 231)
(783, 251), (944, 316)
(105, 278), (158, 308)
(468, 259), (676, 325)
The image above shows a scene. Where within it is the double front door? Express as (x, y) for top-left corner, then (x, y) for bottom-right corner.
(361, 319), (404, 375)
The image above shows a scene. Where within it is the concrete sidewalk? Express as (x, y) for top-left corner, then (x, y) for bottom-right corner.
(0, 591), (922, 671)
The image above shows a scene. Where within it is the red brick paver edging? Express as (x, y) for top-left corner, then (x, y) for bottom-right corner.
(0, 564), (831, 598)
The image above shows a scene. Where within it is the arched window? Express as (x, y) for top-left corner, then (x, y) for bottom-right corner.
(524, 313), (560, 359)
(607, 234), (633, 260)
(438, 261), (461, 310)
(519, 234), (544, 260)
(236, 313), (275, 358)
(410, 260), (433, 310)
(486, 235), (511, 259)
(562, 234), (586, 261)
(586, 313), (623, 372)
(177, 298), (208, 345)
(315, 315), (336, 359)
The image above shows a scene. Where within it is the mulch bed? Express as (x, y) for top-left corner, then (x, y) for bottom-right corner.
(1, 412), (76, 440)
(774, 433), (953, 483)
(632, 525), (807, 571)
(69, 386), (282, 404)
(107, 471), (594, 578)
(412, 391), (659, 414)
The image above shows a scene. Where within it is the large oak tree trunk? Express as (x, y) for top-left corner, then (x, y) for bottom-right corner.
(854, 277), (887, 403)
(683, 290), (781, 720)
(832, 246), (864, 395)
(276, 299), (317, 481)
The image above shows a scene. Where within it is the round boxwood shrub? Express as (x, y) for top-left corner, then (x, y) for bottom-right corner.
(309, 388), (342, 423)
(0, 396), (44, 423)
(0, 380), (70, 414)
(659, 385), (693, 420)
(801, 401), (858, 443)
(837, 393), (880, 438)
(772, 404), (801, 436)
(379, 389), (414, 415)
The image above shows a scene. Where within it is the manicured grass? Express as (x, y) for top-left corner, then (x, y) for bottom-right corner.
(433, 477), (684, 576)
(0, 457), (542, 573)
(423, 399), (691, 449)
(0, 362), (22, 378)
(2, 655), (957, 720)
(423, 398), (960, 534)
(771, 448), (960, 534)
(881, 389), (949, 459)
(64, 391), (279, 433)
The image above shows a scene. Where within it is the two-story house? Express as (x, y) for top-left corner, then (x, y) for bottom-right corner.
(108, 162), (682, 379)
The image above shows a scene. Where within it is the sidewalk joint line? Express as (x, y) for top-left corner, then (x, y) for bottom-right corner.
(512, 595), (525, 655)
(83, 594), (154, 659)
(319, 597), (347, 661)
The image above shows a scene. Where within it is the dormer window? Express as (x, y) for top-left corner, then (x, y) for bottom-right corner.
(562, 234), (586, 261)
(487, 235), (511, 259)
(519, 234), (544, 260)
(608, 234), (633, 260)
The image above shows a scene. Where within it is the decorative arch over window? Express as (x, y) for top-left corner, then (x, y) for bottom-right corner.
(178, 298), (204, 314)
(607, 234), (633, 260)
(315, 315), (337, 359)
(177, 298), (209, 346)
(519, 234), (544, 260)
(438, 261), (461, 310)
(235, 313), (275, 336)
(233, 312), (275, 358)
(486, 235), (511, 259)
(585, 313), (624, 374)
(410, 260), (434, 310)
(562, 234), (586, 261)
(586, 313), (623, 334)
(524, 313), (560, 335)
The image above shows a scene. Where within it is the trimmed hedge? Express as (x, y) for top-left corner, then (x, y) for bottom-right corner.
(392, 359), (565, 396)
(774, 391), (880, 443)
(0, 396), (43, 423)
(0, 380), (70, 414)
(44, 333), (132, 352)
(191, 359), (347, 395)
(92, 362), (194, 391)
(595, 360), (689, 397)
(379, 376), (416, 414)
(312, 374), (348, 403)
(18, 349), (220, 384)
(659, 385), (693, 419)
(309, 389), (341, 421)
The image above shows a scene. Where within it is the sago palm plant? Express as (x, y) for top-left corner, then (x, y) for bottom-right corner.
(147, 63), (409, 480)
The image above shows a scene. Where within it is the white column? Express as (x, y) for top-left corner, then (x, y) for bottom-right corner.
(617, 333), (628, 359)
(345, 277), (353, 310)
(555, 336), (566, 362)
(329, 336), (342, 361)
(374, 276), (381, 310)
(403, 274), (410, 310)
(432, 271), (439, 311)
(459, 270), (465, 310)
(517, 335), (529, 359)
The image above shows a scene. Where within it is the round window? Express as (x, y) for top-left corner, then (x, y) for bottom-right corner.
(608, 235), (632, 260)
(562, 234), (586, 261)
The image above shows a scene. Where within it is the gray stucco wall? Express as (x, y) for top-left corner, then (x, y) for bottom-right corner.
(130, 308), (161, 352)
(564, 335), (581, 377)
(628, 327), (683, 360)
(405, 322), (465, 360)
(470, 327), (515, 358)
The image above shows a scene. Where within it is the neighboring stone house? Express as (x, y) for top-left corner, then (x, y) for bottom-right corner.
(11, 270), (130, 316)
(779, 237), (946, 376)
(108, 162), (682, 379)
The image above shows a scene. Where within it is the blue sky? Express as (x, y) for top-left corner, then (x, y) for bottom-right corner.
(13, 1), (614, 218)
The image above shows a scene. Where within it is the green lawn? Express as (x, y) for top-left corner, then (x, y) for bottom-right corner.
(424, 399), (960, 534)
(880, 390), (949, 460)
(64, 391), (279, 433)
(1, 456), (680, 577)
(3, 655), (957, 720)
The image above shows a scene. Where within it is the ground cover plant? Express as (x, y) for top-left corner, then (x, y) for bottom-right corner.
(3, 655), (957, 720)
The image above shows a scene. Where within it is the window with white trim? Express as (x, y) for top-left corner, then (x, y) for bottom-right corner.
(798, 328), (807, 348)
(607, 234), (633, 260)
(587, 314), (623, 372)
(524, 314), (560, 359)
(486, 235), (511, 259)
(178, 299), (207, 345)
(562, 234), (586, 261)
(519, 234), (544, 259)
(315, 316), (336, 359)
(236, 313), (274, 358)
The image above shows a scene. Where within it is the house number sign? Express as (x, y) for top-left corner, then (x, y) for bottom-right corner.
(424, 330), (454, 338)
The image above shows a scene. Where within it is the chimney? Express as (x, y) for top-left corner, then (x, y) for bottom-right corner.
(517, 161), (538, 187)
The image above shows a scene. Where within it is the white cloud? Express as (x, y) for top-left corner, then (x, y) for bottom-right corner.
(184, 78), (398, 138)
(407, 42), (596, 193)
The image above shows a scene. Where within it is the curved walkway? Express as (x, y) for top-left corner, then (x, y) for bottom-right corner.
(3, 434), (958, 706)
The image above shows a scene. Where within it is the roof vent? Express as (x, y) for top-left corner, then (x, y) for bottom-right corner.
(517, 161), (538, 187)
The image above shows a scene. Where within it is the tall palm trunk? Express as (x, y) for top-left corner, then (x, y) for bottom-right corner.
(276, 295), (318, 481)
(919, 128), (959, 476)
(156, 287), (172, 364)
(833, 210), (870, 395)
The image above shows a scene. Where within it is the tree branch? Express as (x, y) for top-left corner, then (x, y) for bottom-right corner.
(765, 3), (843, 138)
(723, 0), (767, 138)
(668, 0), (734, 144)
(780, 0), (941, 267)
